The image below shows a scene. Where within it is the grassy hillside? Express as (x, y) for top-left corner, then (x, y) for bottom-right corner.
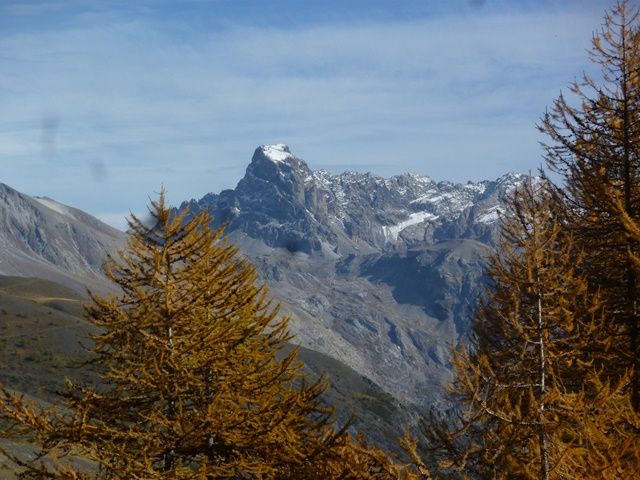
(0, 276), (96, 399)
(0, 275), (416, 474)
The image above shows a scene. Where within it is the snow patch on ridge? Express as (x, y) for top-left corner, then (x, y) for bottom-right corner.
(33, 197), (75, 219)
(383, 211), (438, 242)
(260, 144), (293, 163)
(477, 205), (501, 224)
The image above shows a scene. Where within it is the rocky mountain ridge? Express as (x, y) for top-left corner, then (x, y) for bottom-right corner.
(181, 145), (526, 405)
(182, 145), (523, 254)
(0, 182), (125, 294)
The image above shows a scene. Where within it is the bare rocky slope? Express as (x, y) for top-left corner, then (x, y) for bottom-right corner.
(0, 182), (125, 294)
(181, 144), (525, 406)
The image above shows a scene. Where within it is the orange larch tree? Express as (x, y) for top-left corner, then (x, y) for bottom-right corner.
(0, 191), (414, 479)
(418, 181), (613, 480)
(539, 0), (640, 409)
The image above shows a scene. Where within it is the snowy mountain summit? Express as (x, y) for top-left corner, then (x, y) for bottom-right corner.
(184, 144), (525, 255)
(260, 143), (295, 163)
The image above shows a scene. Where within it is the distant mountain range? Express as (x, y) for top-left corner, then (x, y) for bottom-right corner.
(182, 144), (522, 256)
(0, 145), (525, 410)
(0, 145), (529, 456)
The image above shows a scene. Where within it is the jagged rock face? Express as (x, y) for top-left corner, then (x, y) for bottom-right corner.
(184, 145), (523, 255)
(0, 183), (125, 294)
(181, 145), (526, 406)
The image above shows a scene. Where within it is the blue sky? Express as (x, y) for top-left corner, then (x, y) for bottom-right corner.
(0, 0), (612, 229)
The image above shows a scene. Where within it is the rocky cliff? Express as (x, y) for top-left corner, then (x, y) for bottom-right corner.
(181, 145), (525, 405)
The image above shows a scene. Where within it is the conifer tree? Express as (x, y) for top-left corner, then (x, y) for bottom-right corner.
(419, 181), (611, 479)
(0, 191), (407, 479)
(539, 0), (640, 409)
(558, 371), (640, 480)
(311, 434), (433, 480)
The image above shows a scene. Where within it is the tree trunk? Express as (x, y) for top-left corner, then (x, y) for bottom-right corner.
(537, 292), (550, 480)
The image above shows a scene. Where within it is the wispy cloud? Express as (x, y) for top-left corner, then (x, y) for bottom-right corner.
(0, 2), (608, 226)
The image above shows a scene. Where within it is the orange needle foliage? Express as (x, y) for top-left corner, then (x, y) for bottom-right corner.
(412, 181), (640, 479)
(539, 0), (640, 410)
(0, 191), (417, 479)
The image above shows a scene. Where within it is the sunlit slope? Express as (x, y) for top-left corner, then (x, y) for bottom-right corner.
(0, 274), (414, 473)
(0, 183), (125, 295)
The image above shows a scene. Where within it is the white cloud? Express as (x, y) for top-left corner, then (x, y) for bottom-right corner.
(0, 4), (608, 218)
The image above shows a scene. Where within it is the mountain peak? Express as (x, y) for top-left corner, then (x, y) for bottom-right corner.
(247, 144), (311, 180)
(183, 145), (516, 407)
(258, 144), (293, 163)
(496, 171), (527, 184)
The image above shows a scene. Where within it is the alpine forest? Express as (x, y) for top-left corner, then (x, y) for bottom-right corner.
(2, 2), (640, 480)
